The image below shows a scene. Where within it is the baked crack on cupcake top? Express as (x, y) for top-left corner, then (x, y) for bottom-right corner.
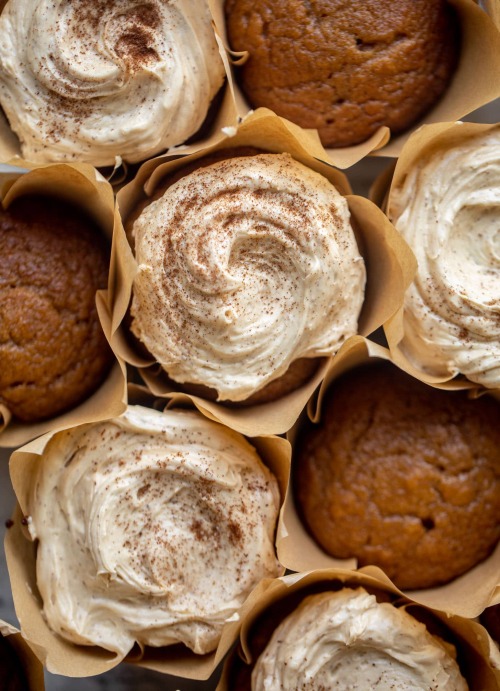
(0, 0), (225, 166)
(27, 406), (281, 655)
(130, 152), (366, 403)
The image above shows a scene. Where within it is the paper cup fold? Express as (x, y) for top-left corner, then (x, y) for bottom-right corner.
(0, 619), (45, 690)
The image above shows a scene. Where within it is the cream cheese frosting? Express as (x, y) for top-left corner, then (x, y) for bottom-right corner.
(0, 0), (225, 166)
(130, 153), (366, 401)
(251, 588), (469, 691)
(388, 129), (500, 388)
(27, 406), (281, 656)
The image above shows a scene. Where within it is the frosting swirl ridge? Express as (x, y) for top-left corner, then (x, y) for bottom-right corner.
(131, 153), (366, 401)
(0, 0), (225, 165)
(251, 589), (468, 690)
(388, 129), (500, 387)
(28, 406), (281, 655)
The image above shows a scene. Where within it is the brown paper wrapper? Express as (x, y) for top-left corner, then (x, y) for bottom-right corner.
(216, 568), (500, 690)
(4, 401), (290, 679)
(379, 121), (500, 394)
(0, 619), (45, 690)
(276, 338), (500, 618)
(212, 0), (500, 166)
(105, 108), (415, 437)
(0, 162), (127, 447)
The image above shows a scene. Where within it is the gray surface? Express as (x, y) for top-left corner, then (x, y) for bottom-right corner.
(0, 99), (498, 689)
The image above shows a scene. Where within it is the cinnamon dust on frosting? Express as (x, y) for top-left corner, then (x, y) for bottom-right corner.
(252, 589), (468, 690)
(0, 0), (225, 166)
(131, 153), (366, 401)
(27, 406), (281, 655)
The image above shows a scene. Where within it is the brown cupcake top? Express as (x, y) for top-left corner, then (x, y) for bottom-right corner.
(0, 195), (113, 422)
(294, 362), (500, 590)
(225, 0), (460, 147)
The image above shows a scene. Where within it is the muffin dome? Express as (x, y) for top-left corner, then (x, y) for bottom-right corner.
(294, 362), (500, 589)
(225, 0), (460, 147)
(0, 195), (113, 422)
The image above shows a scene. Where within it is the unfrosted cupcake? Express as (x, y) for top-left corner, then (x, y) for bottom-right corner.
(293, 361), (500, 590)
(0, 0), (226, 166)
(225, 0), (460, 148)
(0, 194), (113, 423)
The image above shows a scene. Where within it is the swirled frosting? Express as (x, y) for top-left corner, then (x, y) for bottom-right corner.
(388, 129), (500, 387)
(251, 589), (468, 690)
(130, 153), (366, 401)
(27, 406), (281, 655)
(0, 0), (225, 166)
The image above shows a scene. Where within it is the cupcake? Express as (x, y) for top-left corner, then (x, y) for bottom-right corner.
(0, 193), (114, 423)
(22, 406), (282, 658)
(251, 588), (468, 690)
(0, 0), (226, 166)
(127, 149), (366, 405)
(225, 0), (460, 148)
(386, 125), (500, 389)
(293, 360), (500, 590)
(219, 570), (497, 690)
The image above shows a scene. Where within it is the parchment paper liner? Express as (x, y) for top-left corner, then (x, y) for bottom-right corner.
(0, 619), (45, 690)
(103, 108), (416, 437)
(216, 568), (500, 690)
(483, 0), (500, 30)
(376, 120), (500, 395)
(276, 336), (500, 618)
(211, 0), (500, 167)
(0, 0), (240, 175)
(4, 396), (291, 679)
(0, 162), (127, 448)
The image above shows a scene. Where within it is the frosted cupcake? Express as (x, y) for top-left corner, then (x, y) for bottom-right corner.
(128, 150), (366, 404)
(0, 0), (226, 166)
(218, 570), (499, 690)
(24, 406), (281, 657)
(386, 124), (500, 389)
